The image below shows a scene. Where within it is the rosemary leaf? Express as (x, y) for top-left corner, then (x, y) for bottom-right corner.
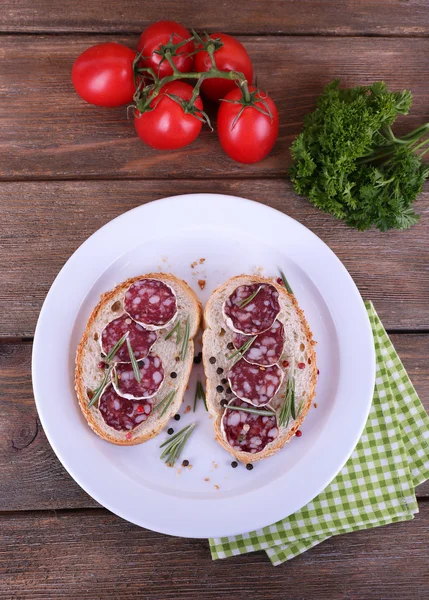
(279, 368), (296, 427)
(154, 390), (177, 417)
(225, 404), (276, 417)
(88, 365), (113, 408)
(159, 423), (196, 466)
(165, 319), (180, 341)
(126, 338), (141, 383)
(193, 380), (208, 412)
(227, 335), (257, 364)
(104, 331), (130, 363)
(278, 269), (294, 295)
(180, 315), (190, 361)
(238, 286), (261, 308)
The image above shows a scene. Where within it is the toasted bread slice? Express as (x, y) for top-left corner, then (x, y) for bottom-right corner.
(75, 273), (201, 445)
(203, 275), (317, 463)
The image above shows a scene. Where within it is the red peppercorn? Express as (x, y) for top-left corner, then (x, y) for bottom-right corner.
(126, 432), (132, 440)
(277, 277), (283, 285)
(317, 369), (320, 375)
(136, 405), (144, 413)
(298, 362), (306, 370)
(282, 360), (290, 368)
(98, 361), (107, 369)
(295, 430), (302, 437)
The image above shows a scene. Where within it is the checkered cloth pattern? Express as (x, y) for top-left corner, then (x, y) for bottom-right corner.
(209, 302), (429, 565)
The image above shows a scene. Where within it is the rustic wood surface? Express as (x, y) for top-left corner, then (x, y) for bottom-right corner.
(0, 2), (428, 597)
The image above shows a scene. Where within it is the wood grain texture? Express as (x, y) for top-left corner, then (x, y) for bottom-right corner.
(1, 36), (429, 180)
(1, 505), (429, 599)
(0, 180), (428, 337)
(1, 0), (429, 35)
(1, 336), (427, 512)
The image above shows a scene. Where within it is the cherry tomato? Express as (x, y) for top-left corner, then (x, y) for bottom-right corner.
(72, 43), (136, 107)
(195, 33), (253, 102)
(217, 87), (279, 163)
(134, 81), (203, 150)
(137, 20), (194, 78)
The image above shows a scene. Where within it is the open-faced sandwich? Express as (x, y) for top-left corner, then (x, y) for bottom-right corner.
(75, 274), (201, 445)
(203, 275), (317, 463)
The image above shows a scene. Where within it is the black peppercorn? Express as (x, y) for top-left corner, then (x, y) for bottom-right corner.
(227, 342), (234, 350)
(216, 367), (224, 375)
(174, 414), (180, 421)
(220, 399), (228, 407)
(216, 385), (224, 393)
(167, 428), (174, 435)
(246, 464), (254, 471)
(193, 355), (201, 364)
(221, 378), (228, 384)
(182, 459), (189, 467)
(170, 372), (177, 379)
(231, 461), (238, 468)
(226, 387), (232, 394)
(209, 356), (216, 364)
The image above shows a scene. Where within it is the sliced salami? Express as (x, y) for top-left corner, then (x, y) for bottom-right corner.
(221, 398), (278, 454)
(113, 355), (164, 400)
(227, 359), (283, 406)
(101, 315), (157, 362)
(233, 319), (285, 366)
(124, 279), (177, 328)
(98, 384), (152, 431)
(223, 283), (280, 335)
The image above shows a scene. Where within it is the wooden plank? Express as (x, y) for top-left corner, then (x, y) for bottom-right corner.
(1, 335), (427, 512)
(1, 504), (428, 599)
(0, 180), (428, 336)
(1, 36), (429, 180)
(1, 0), (429, 35)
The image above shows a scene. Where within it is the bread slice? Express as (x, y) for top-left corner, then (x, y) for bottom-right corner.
(203, 275), (317, 463)
(75, 273), (202, 445)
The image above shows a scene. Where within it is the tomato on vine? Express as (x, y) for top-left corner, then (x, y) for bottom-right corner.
(195, 33), (253, 102)
(134, 81), (204, 150)
(137, 20), (195, 78)
(217, 86), (279, 163)
(72, 43), (136, 107)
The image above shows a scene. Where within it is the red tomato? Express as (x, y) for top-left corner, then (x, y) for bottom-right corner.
(194, 33), (253, 102)
(217, 87), (279, 163)
(137, 20), (194, 78)
(134, 81), (203, 150)
(72, 43), (136, 107)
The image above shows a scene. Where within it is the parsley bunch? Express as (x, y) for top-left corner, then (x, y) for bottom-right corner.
(290, 80), (429, 231)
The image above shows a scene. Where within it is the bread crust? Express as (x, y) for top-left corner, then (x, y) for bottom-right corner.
(75, 273), (202, 445)
(203, 275), (317, 463)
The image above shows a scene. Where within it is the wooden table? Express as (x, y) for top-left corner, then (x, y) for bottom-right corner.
(1, 2), (428, 598)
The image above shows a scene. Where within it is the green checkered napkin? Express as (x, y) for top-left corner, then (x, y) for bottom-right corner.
(209, 301), (429, 565)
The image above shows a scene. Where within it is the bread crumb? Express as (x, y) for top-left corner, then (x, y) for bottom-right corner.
(176, 468), (182, 476)
(199, 258), (206, 264)
(198, 279), (206, 290)
(187, 464), (193, 470)
(214, 485), (220, 490)
(191, 261), (198, 268)
(212, 461), (218, 469)
(204, 477), (210, 482)
(314, 402), (318, 408)
(184, 405), (191, 414)
(167, 462), (172, 468)
(161, 256), (167, 262)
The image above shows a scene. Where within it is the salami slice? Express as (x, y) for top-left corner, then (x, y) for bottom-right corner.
(233, 319), (284, 366)
(98, 384), (152, 431)
(101, 315), (157, 362)
(221, 398), (278, 454)
(227, 359), (283, 406)
(223, 283), (280, 335)
(124, 279), (177, 328)
(113, 355), (164, 399)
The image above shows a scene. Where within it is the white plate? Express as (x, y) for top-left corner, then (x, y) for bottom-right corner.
(32, 193), (375, 539)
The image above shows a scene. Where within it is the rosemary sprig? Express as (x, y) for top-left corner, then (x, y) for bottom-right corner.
(180, 315), (190, 361)
(88, 365), (113, 408)
(225, 404), (276, 417)
(279, 368), (296, 427)
(154, 389), (177, 417)
(238, 286), (261, 308)
(278, 268), (294, 295)
(165, 319), (182, 345)
(104, 331), (130, 363)
(126, 337), (141, 383)
(160, 422), (196, 466)
(227, 335), (257, 365)
(193, 380), (207, 412)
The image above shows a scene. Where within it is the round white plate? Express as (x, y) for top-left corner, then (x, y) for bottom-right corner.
(32, 193), (375, 539)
